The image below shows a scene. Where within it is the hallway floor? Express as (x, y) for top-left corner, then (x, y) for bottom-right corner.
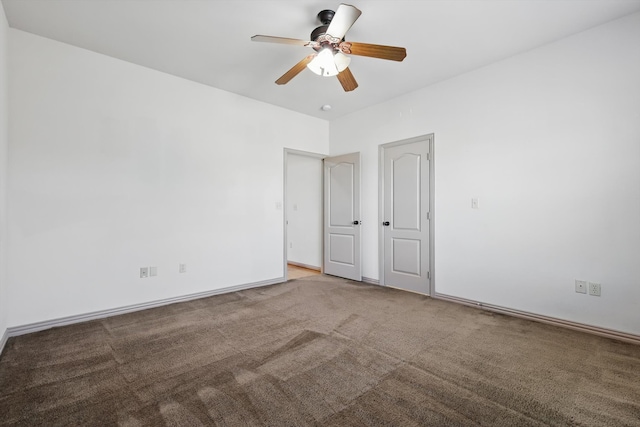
(287, 264), (321, 280)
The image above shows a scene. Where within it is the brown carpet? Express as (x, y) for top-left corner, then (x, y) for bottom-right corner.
(0, 275), (639, 426)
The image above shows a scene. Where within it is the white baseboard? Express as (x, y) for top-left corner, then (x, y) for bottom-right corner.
(287, 261), (321, 271)
(4, 277), (285, 341)
(362, 276), (380, 285)
(359, 280), (639, 344)
(0, 328), (8, 356)
(433, 292), (640, 346)
(4, 277), (637, 358)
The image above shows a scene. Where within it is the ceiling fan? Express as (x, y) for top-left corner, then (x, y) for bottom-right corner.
(251, 3), (407, 92)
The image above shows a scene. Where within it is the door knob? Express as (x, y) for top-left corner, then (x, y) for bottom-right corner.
(352, 220), (360, 225)
(383, 221), (390, 226)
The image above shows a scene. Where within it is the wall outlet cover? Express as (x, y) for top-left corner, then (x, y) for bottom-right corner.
(150, 267), (157, 277)
(140, 267), (149, 278)
(588, 282), (601, 296)
(179, 263), (187, 273)
(575, 280), (587, 294)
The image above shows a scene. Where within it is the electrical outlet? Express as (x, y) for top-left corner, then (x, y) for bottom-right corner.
(140, 267), (149, 278)
(575, 280), (587, 294)
(588, 282), (601, 296)
(471, 198), (479, 209)
(149, 267), (157, 277)
(179, 263), (187, 274)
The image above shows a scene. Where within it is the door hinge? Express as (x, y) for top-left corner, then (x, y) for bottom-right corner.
(427, 212), (431, 220)
(427, 271), (431, 280)
(427, 152), (430, 161)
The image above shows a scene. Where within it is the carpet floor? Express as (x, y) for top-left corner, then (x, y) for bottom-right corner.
(0, 275), (639, 426)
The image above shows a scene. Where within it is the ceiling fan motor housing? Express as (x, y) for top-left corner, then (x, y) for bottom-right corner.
(311, 9), (344, 53)
(310, 25), (330, 44)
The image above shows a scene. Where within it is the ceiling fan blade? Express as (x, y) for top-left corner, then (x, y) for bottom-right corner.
(341, 41), (407, 62)
(275, 55), (316, 85)
(326, 4), (362, 39)
(251, 35), (316, 47)
(337, 67), (358, 92)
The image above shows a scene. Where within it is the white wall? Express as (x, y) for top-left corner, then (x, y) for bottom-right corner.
(7, 30), (328, 327)
(286, 153), (322, 269)
(0, 4), (9, 345)
(330, 13), (640, 335)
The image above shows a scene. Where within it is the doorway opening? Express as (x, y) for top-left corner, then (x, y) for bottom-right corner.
(288, 264), (321, 280)
(284, 149), (324, 281)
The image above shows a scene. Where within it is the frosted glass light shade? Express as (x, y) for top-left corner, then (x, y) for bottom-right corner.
(307, 48), (339, 77)
(334, 52), (351, 72)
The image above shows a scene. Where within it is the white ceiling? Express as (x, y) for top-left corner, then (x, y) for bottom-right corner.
(3, 0), (640, 121)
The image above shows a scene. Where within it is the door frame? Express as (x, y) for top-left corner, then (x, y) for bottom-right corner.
(283, 148), (326, 281)
(378, 134), (435, 293)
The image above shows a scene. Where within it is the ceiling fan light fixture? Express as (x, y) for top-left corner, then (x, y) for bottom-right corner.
(252, 3), (405, 91)
(307, 47), (339, 77)
(334, 51), (351, 72)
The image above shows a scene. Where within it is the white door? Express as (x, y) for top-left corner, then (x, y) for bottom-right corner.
(324, 152), (361, 281)
(381, 137), (431, 294)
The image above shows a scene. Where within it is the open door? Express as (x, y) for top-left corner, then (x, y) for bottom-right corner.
(323, 152), (361, 281)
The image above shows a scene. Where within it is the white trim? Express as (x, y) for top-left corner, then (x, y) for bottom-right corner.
(434, 292), (640, 345)
(283, 148), (327, 158)
(4, 278), (637, 356)
(429, 136), (435, 294)
(0, 328), (8, 355)
(5, 277), (284, 339)
(287, 261), (321, 271)
(362, 276), (380, 285)
(378, 145), (385, 285)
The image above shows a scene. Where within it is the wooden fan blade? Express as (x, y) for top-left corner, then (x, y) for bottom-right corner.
(276, 55), (315, 85)
(327, 4), (362, 39)
(251, 35), (316, 48)
(337, 67), (358, 92)
(340, 41), (406, 62)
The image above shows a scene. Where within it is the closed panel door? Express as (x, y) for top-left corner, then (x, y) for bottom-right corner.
(324, 152), (361, 281)
(383, 138), (430, 294)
